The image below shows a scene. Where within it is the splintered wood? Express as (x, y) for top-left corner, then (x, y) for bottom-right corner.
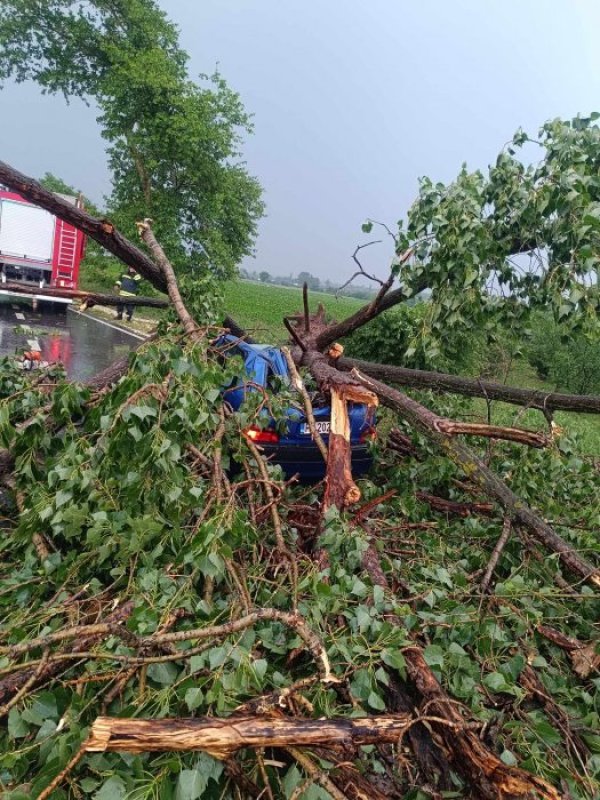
(323, 383), (378, 511)
(87, 714), (411, 759)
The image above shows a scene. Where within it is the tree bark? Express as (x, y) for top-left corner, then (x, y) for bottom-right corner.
(402, 647), (560, 800)
(314, 281), (428, 351)
(339, 357), (600, 416)
(136, 220), (198, 337)
(1, 281), (168, 309)
(86, 714), (412, 759)
(298, 349), (378, 512)
(0, 161), (168, 292)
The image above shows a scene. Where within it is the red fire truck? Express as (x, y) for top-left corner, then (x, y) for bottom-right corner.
(0, 188), (86, 290)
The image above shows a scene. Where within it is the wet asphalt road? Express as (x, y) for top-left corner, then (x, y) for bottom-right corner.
(0, 301), (141, 380)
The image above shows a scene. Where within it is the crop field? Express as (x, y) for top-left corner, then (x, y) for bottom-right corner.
(223, 279), (363, 341)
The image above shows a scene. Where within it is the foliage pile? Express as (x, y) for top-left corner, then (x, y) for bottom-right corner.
(0, 324), (598, 798)
(0, 30), (599, 788)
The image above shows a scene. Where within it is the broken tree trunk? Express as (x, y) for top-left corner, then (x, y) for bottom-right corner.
(402, 647), (560, 800)
(323, 383), (378, 511)
(86, 714), (411, 759)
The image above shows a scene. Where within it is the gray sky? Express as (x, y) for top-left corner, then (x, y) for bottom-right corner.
(1, 0), (600, 283)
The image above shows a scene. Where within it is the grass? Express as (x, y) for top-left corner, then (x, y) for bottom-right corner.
(223, 280), (363, 342)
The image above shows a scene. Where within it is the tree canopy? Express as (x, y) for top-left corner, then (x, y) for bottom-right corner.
(0, 0), (264, 278)
(355, 116), (600, 367)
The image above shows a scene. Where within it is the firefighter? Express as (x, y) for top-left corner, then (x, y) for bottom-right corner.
(114, 266), (142, 321)
(19, 350), (48, 370)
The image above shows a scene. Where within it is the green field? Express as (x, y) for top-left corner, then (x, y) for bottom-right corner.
(223, 280), (363, 341)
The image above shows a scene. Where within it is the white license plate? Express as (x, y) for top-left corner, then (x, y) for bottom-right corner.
(300, 421), (330, 435)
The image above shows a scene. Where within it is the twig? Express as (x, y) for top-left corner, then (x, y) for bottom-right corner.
(245, 437), (299, 611)
(0, 649), (49, 718)
(286, 747), (351, 800)
(480, 517), (513, 593)
(36, 738), (89, 800)
(302, 282), (310, 333)
(336, 240), (384, 295)
(283, 317), (307, 351)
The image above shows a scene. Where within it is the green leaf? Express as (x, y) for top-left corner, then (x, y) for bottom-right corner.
(368, 690), (386, 711)
(483, 672), (510, 693)
(146, 662), (178, 685)
(423, 645), (444, 669)
(128, 404), (157, 421)
(381, 649), (406, 672)
(185, 687), (204, 711)
(175, 769), (206, 800)
(94, 776), (127, 800)
(7, 708), (29, 739)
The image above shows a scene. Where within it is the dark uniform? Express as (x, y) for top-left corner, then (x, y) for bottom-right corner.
(115, 269), (142, 321)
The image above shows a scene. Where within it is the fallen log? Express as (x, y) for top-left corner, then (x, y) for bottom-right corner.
(402, 647), (560, 800)
(86, 714), (412, 759)
(1, 281), (168, 309)
(339, 356), (600, 416)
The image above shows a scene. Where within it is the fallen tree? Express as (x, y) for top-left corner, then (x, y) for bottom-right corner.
(0, 139), (598, 800)
(1, 280), (169, 310)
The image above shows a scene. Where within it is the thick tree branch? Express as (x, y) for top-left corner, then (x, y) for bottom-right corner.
(315, 279), (428, 351)
(2, 281), (168, 309)
(339, 357), (600, 415)
(0, 161), (168, 292)
(86, 714), (411, 759)
(136, 219), (198, 337)
(352, 369), (600, 587)
(402, 647), (560, 800)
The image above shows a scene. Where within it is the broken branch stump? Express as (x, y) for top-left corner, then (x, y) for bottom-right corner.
(87, 714), (412, 759)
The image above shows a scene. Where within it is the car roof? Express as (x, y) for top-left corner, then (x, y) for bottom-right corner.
(216, 334), (289, 378)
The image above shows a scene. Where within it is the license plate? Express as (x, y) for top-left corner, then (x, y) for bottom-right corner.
(300, 421), (330, 435)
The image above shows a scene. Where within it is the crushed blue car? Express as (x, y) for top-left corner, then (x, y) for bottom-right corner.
(215, 334), (376, 481)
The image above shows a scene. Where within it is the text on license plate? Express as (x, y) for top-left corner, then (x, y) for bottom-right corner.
(301, 421), (330, 435)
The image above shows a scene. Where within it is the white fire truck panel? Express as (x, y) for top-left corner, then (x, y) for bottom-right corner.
(0, 199), (56, 263)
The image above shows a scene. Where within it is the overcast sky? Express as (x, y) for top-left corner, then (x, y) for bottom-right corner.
(1, 0), (600, 283)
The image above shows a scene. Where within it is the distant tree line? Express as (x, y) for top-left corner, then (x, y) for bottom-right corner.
(241, 268), (377, 300)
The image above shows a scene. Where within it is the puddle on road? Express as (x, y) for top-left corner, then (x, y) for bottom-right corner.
(0, 302), (141, 380)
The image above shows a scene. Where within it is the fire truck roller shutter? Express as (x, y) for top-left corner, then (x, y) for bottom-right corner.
(0, 200), (55, 262)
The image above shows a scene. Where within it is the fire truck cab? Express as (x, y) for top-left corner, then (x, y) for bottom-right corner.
(0, 188), (86, 290)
